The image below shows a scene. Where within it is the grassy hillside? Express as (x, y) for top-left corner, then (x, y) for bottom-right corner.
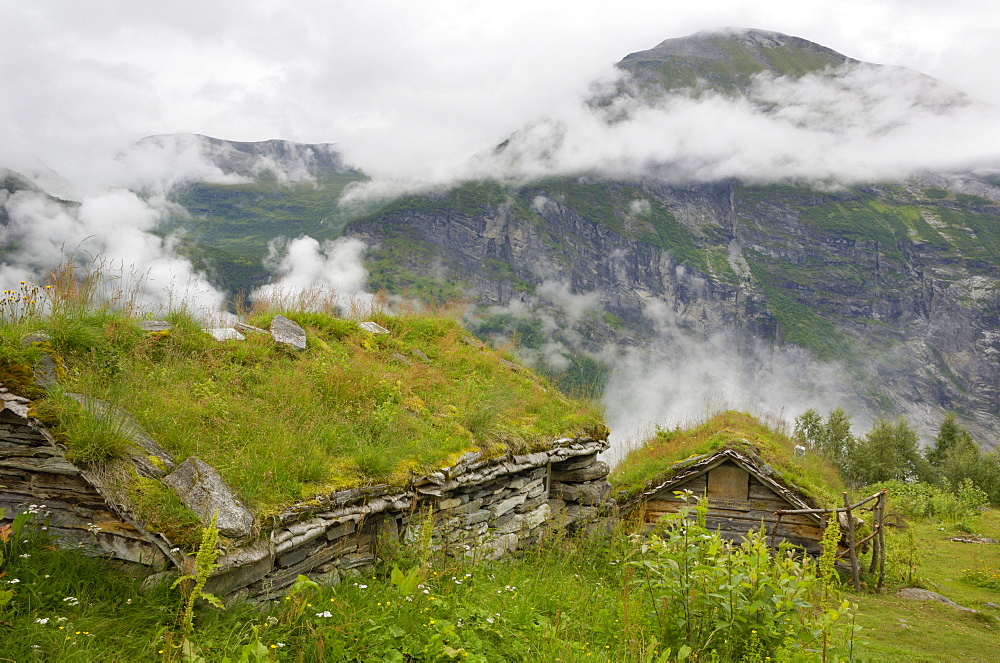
(0, 284), (604, 526)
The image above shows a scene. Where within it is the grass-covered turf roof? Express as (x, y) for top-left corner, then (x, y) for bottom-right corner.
(609, 411), (844, 507)
(1, 300), (605, 522)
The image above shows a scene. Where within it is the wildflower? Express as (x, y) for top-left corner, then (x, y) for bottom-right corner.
(486, 617), (494, 624)
(19, 553), (30, 558)
(6, 579), (20, 584)
(35, 617), (49, 625)
(315, 611), (333, 618)
(62, 596), (80, 606)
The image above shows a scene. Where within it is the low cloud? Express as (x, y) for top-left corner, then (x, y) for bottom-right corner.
(600, 339), (871, 466)
(252, 236), (374, 313)
(460, 62), (1000, 187)
(469, 278), (870, 466)
(0, 187), (227, 316)
(336, 59), (1000, 204)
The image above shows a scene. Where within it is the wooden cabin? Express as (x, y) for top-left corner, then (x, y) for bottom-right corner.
(628, 448), (826, 554)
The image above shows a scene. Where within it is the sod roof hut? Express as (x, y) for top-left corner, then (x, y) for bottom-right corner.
(626, 448), (826, 554)
(1, 311), (612, 601)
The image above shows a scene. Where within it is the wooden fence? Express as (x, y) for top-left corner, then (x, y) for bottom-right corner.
(773, 490), (888, 591)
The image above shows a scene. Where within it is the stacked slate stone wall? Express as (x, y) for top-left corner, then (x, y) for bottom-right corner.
(0, 390), (170, 569)
(210, 438), (612, 603)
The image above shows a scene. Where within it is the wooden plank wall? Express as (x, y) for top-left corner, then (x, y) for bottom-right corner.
(639, 462), (823, 554)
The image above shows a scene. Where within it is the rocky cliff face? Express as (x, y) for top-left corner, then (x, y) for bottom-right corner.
(347, 176), (1000, 449)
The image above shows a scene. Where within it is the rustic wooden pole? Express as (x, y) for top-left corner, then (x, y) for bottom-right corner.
(868, 495), (880, 576)
(877, 492), (887, 591)
(843, 492), (861, 590)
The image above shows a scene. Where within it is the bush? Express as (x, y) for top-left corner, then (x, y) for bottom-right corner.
(870, 479), (988, 531)
(630, 492), (857, 660)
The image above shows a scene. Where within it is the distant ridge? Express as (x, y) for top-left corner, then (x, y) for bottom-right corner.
(132, 133), (356, 182)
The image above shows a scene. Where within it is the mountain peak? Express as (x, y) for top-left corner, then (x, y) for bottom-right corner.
(617, 28), (856, 95)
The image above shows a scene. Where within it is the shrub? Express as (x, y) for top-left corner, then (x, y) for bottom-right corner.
(630, 492), (857, 660)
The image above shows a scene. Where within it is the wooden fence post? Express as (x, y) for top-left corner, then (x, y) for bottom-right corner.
(877, 491), (887, 591)
(843, 492), (861, 590)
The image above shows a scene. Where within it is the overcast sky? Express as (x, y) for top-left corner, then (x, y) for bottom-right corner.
(5, 0), (1000, 185)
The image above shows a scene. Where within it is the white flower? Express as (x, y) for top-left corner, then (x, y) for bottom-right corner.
(315, 611), (333, 618)
(19, 554), (30, 558)
(62, 597), (80, 606)
(486, 617), (494, 624)
(277, 643), (286, 648)
(6, 579), (20, 584)
(35, 617), (49, 625)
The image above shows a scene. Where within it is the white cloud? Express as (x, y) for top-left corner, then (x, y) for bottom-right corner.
(6, 1), (1000, 187)
(252, 236), (374, 312)
(0, 188), (227, 315)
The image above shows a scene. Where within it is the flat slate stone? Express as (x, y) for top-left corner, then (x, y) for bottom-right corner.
(162, 457), (254, 539)
(205, 328), (245, 342)
(551, 461), (610, 483)
(358, 321), (389, 334)
(138, 320), (172, 332)
(21, 332), (51, 346)
(896, 588), (976, 612)
(234, 322), (267, 335)
(270, 315), (306, 349)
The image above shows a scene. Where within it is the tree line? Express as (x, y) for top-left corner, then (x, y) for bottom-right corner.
(793, 408), (1000, 505)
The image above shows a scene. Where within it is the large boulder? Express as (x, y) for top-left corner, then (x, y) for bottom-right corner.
(162, 457), (254, 539)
